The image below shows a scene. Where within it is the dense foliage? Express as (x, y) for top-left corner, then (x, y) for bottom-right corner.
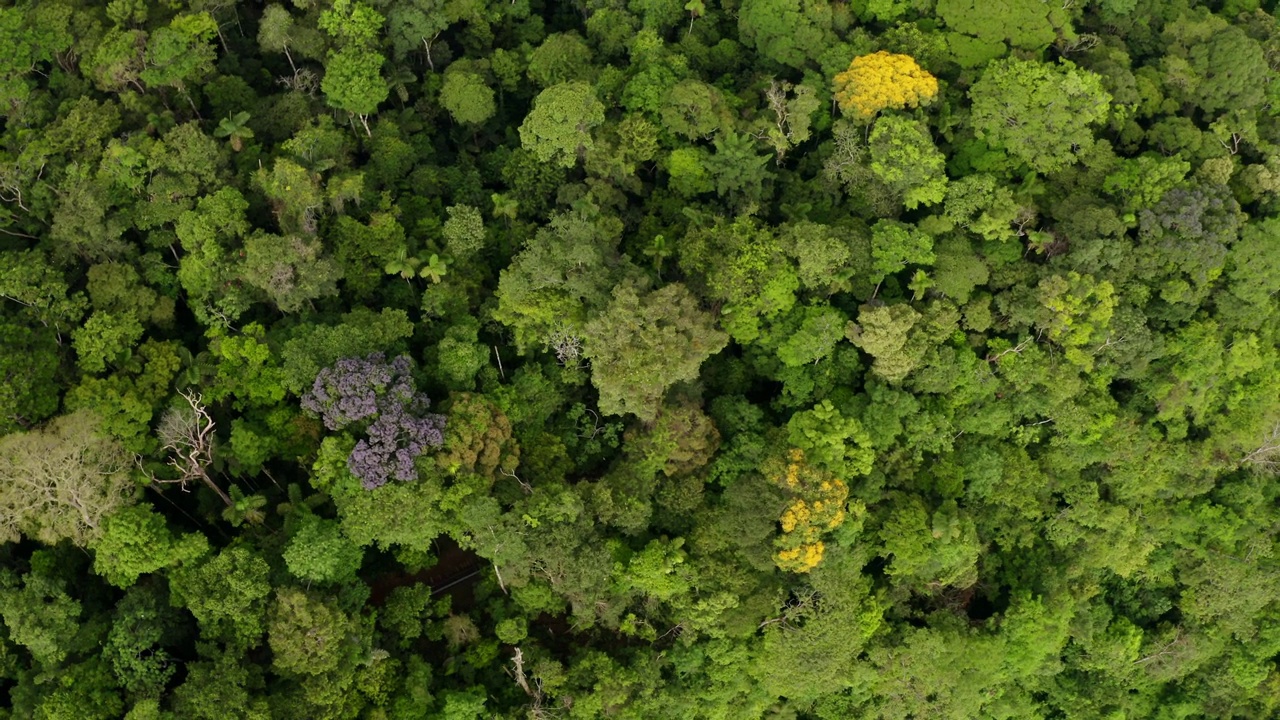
(2, 0), (1280, 718)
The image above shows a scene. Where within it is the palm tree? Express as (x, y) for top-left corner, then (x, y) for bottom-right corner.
(419, 254), (449, 284)
(491, 193), (519, 225)
(214, 111), (254, 152)
(384, 247), (422, 281)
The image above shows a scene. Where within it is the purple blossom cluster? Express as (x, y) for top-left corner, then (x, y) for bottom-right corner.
(302, 353), (446, 489)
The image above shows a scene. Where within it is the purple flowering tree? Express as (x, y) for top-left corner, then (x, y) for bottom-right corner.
(302, 353), (446, 489)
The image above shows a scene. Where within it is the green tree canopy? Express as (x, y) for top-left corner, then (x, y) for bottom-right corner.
(968, 59), (1111, 174)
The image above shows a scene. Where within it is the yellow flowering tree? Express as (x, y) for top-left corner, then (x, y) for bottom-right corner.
(833, 51), (938, 119)
(769, 448), (853, 572)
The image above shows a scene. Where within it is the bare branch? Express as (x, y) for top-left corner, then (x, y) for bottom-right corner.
(154, 390), (233, 507)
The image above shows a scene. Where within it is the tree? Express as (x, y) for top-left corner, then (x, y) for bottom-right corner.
(151, 391), (233, 509)
(868, 115), (948, 209)
(768, 448), (853, 572)
(202, 324), (288, 411)
(1221, 217), (1280, 323)
(703, 131), (772, 204)
(968, 59), (1111, 174)
(518, 82), (606, 168)
(660, 80), (728, 140)
(623, 399), (720, 478)
(761, 79), (821, 162)
(322, 47), (388, 135)
(72, 310), (144, 374)
(214, 112), (255, 152)
(0, 3), (71, 117)
(91, 505), (210, 588)
(435, 319), (489, 390)
(665, 148), (714, 197)
(679, 216), (799, 343)
(847, 303), (924, 384)
(268, 588), (363, 676)
(871, 219), (936, 283)
(775, 305), (850, 368)
(787, 399), (875, 477)
(170, 649), (271, 719)
(527, 33), (594, 87)
(106, 584), (185, 699)
(258, 3), (325, 70)
(0, 321), (60, 433)
(331, 212), (406, 297)
(240, 232), (343, 313)
(943, 173), (1021, 241)
(1103, 154), (1190, 212)
(0, 554), (83, 668)
(318, 0), (384, 48)
(834, 52), (939, 119)
(582, 281), (728, 422)
(781, 221), (865, 295)
(1136, 184), (1242, 308)
(279, 307), (415, 394)
(738, 0), (834, 68)
(436, 393), (520, 480)
(383, 0), (453, 69)
(1186, 26), (1270, 115)
(1035, 272), (1116, 370)
(879, 496), (982, 589)
(300, 353), (446, 489)
(255, 158), (325, 236)
(440, 70), (495, 126)
(0, 249), (87, 334)
(0, 410), (133, 547)
(174, 187), (255, 326)
(442, 204), (486, 259)
(493, 205), (627, 350)
(168, 545), (272, 647)
(140, 13), (219, 109)
(936, 0), (1061, 51)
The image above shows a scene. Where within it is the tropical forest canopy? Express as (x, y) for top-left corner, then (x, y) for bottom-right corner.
(3, 0), (1280, 718)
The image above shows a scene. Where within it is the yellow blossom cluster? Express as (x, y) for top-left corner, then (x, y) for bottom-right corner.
(776, 542), (825, 572)
(769, 449), (849, 573)
(833, 51), (939, 119)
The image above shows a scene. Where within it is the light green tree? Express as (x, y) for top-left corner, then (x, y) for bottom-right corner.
(0, 410), (133, 546)
(869, 115), (949, 209)
(969, 59), (1111, 174)
(738, 0), (834, 68)
(440, 70), (496, 126)
(322, 47), (388, 135)
(442, 204), (486, 258)
(848, 303), (924, 384)
(92, 505), (210, 588)
(518, 82), (606, 168)
(936, 0), (1061, 50)
(871, 219), (936, 283)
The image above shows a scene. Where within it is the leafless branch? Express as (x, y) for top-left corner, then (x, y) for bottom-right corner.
(986, 336), (1035, 364)
(151, 390), (233, 507)
(1241, 422), (1280, 471)
(501, 466), (533, 494)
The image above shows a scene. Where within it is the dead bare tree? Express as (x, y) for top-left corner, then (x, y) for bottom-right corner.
(151, 390), (234, 508)
(1240, 422), (1280, 472)
(510, 647), (561, 719)
(546, 326), (586, 369)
